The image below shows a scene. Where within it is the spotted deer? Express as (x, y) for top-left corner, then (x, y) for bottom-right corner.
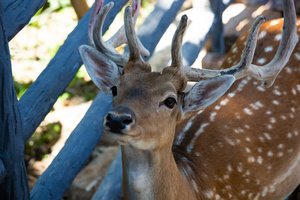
(79, 0), (300, 199)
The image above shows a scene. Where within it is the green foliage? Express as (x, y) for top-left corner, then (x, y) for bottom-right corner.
(25, 122), (61, 161)
(59, 66), (97, 103)
(14, 81), (32, 99)
(29, 0), (72, 27)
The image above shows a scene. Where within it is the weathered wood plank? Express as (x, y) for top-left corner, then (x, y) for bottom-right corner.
(0, 1), (29, 199)
(29, 1), (128, 199)
(30, 92), (113, 200)
(138, 0), (186, 60)
(182, 0), (233, 66)
(19, 0), (128, 142)
(3, 0), (47, 41)
(91, 149), (123, 200)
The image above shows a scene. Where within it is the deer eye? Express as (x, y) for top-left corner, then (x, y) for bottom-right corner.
(111, 86), (117, 96)
(164, 97), (177, 109)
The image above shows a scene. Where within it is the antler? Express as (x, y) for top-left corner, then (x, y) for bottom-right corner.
(89, 0), (149, 66)
(180, 0), (298, 87)
(171, 15), (188, 68)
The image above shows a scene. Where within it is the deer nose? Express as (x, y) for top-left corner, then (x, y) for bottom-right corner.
(104, 107), (135, 133)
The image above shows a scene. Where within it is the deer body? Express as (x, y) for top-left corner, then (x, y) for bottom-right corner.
(79, 0), (300, 199)
(172, 18), (300, 199)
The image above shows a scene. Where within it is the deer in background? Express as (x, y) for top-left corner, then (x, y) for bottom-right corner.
(79, 0), (300, 199)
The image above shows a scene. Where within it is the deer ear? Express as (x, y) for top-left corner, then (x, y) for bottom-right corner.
(182, 75), (235, 113)
(79, 45), (120, 94)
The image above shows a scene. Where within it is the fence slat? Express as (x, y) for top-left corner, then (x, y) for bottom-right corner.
(19, 0), (128, 142)
(3, 0), (47, 41)
(30, 91), (112, 200)
(28, 1), (128, 199)
(91, 149), (123, 200)
(137, 0), (186, 60)
(0, 1), (29, 199)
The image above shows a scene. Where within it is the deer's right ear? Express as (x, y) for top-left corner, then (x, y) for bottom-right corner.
(182, 75), (235, 113)
(79, 45), (120, 94)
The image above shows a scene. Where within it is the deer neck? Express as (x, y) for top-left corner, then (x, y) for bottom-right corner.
(121, 144), (197, 200)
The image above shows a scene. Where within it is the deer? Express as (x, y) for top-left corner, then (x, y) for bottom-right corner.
(79, 0), (300, 199)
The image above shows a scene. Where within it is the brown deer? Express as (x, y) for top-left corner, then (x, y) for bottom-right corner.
(79, 0), (300, 199)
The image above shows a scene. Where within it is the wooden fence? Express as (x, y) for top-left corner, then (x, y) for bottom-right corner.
(0, 0), (232, 199)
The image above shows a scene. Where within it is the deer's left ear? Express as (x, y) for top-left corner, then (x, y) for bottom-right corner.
(182, 75), (235, 113)
(79, 45), (120, 94)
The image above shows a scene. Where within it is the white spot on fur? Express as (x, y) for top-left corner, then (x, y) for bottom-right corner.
(257, 86), (265, 92)
(264, 46), (273, 52)
(215, 105), (221, 110)
(246, 147), (251, 153)
(258, 31), (266, 39)
(227, 164), (233, 172)
(248, 157), (255, 163)
(262, 187), (268, 197)
(192, 179), (199, 193)
(264, 132), (272, 140)
(257, 58), (266, 64)
(273, 89), (281, 96)
(228, 92), (235, 98)
(210, 112), (217, 121)
(257, 156), (263, 164)
(266, 111), (272, 115)
(224, 137), (235, 146)
(270, 20), (280, 26)
(204, 190), (214, 199)
(243, 108), (252, 115)
(267, 124), (273, 130)
(275, 33), (282, 41)
(280, 115), (287, 120)
(285, 67), (292, 74)
(220, 98), (229, 106)
(272, 100), (279, 105)
(294, 52), (300, 60)
(270, 117), (276, 124)
(186, 123), (209, 153)
(267, 151), (273, 157)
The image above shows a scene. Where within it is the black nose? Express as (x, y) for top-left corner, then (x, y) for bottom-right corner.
(105, 107), (135, 133)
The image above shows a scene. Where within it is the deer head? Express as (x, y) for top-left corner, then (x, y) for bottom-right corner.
(80, 7), (238, 150)
(79, 0), (297, 150)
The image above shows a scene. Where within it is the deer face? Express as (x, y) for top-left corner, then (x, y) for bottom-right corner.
(104, 62), (188, 149)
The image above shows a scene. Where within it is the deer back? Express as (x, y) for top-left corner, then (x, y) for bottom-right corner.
(173, 18), (300, 200)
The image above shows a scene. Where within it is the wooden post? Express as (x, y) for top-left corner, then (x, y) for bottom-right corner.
(3, 0), (47, 41)
(0, 1), (29, 199)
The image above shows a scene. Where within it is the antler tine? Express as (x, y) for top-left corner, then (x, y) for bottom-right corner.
(106, 0), (150, 57)
(91, 0), (149, 66)
(89, 0), (104, 48)
(171, 15), (188, 68)
(182, 0), (298, 88)
(124, 6), (143, 62)
(93, 2), (128, 66)
(182, 15), (265, 81)
(255, 0), (298, 87)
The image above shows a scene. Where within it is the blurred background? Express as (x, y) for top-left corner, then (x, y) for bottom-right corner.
(8, 0), (290, 199)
